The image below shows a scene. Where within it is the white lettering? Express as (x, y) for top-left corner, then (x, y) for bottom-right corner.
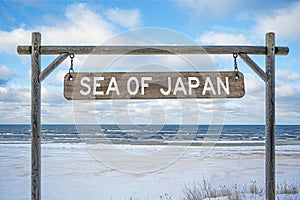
(173, 77), (187, 95)
(141, 77), (152, 95)
(106, 77), (120, 95)
(80, 77), (91, 96)
(78, 74), (232, 98)
(202, 77), (216, 95)
(93, 77), (104, 95)
(217, 77), (230, 95)
(188, 77), (200, 95)
(127, 77), (139, 95)
(160, 77), (171, 95)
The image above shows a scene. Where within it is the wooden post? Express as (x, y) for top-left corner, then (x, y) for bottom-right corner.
(31, 32), (41, 200)
(15, 32), (288, 200)
(238, 53), (267, 82)
(39, 52), (69, 82)
(17, 45), (289, 55)
(265, 32), (276, 200)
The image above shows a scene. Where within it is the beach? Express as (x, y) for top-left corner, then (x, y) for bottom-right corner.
(1, 0), (299, 199)
(0, 143), (299, 199)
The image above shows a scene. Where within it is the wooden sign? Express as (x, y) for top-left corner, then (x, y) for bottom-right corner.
(64, 71), (245, 100)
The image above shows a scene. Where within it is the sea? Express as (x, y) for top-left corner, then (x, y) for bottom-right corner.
(0, 124), (299, 146)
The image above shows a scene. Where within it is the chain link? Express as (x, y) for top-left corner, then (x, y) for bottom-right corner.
(233, 53), (239, 79)
(68, 53), (75, 80)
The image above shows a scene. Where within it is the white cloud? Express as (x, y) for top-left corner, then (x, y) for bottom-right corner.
(191, 1), (300, 124)
(277, 70), (300, 83)
(69, 98), (226, 125)
(196, 1), (300, 45)
(255, 1), (300, 41)
(41, 86), (66, 104)
(0, 83), (74, 123)
(0, 2), (130, 122)
(0, 3), (143, 54)
(39, 3), (116, 44)
(0, 84), (30, 102)
(1, 2), (298, 124)
(276, 70), (300, 109)
(0, 65), (15, 84)
(198, 32), (251, 45)
(277, 84), (300, 99)
(244, 73), (264, 94)
(45, 70), (68, 86)
(0, 102), (31, 123)
(106, 8), (141, 29)
(0, 28), (31, 54)
(276, 84), (300, 124)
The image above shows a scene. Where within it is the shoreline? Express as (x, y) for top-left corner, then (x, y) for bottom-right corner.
(1, 142), (299, 199)
(1, 139), (300, 146)
(1, 142), (300, 156)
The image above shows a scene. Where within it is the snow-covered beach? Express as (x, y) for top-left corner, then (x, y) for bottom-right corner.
(1, 143), (299, 199)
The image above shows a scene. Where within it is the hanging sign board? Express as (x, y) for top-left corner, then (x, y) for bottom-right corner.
(64, 71), (245, 100)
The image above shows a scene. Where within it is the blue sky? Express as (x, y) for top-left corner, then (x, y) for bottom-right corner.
(0, 0), (299, 124)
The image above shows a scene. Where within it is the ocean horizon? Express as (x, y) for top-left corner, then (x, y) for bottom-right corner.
(1, 124), (300, 199)
(1, 124), (299, 145)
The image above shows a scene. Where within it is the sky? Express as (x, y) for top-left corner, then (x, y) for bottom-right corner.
(0, 0), (299, 125)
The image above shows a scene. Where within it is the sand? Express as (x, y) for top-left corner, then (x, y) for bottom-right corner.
(0, 143), (299, 199)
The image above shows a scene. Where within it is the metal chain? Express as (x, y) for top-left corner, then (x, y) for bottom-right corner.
(68, 53), (75, 80)
(233, 53), (239, 79)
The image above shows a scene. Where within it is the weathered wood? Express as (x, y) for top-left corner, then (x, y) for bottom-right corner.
(239, 53), (267, 82)
(39, 53), (69, 82)
(16, 32), (288, 200)
(17, 45), (289, 55)
(265, 32), (276, 200)
(64, 71), (245, 100)
(31, 32), (41, 200)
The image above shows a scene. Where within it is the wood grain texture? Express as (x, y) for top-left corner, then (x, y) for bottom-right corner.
(239, 53), (267, 82)
(265, 32), (276, 200)
(17, 45), (289, 55)
(31, 32), (41, 200)
(39, 53), (69, 82)
(64, 71), (245, 100)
